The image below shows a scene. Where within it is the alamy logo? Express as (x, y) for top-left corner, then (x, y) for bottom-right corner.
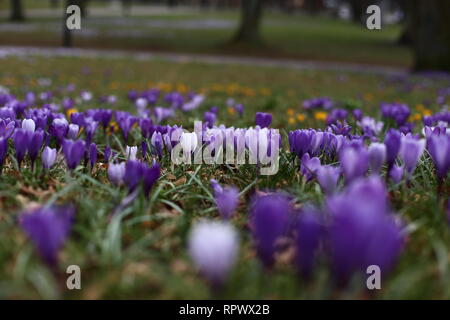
(66, 265), (81, 290)
(366, 265), (381, 290)
(169, 121), (280, 175)
(66, 5), (81, 30)
(366, 5), (381, 30)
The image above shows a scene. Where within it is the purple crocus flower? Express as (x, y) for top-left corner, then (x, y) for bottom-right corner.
(255, 112), (272, 128)
(89, 143), (97, 168)
(0, 137), (8, 170)
(67, 124), (79, 140)
(62, 139), (86, 170)
(20, 205), (75, 266)
(22, 118), (36, 132)
(108, 162), (126, 186)
(13, 128), (29, 165)
(151, 132), (163, 158)
(84, 119), (99, 146)
(123, 160), (160, 197)
(49, 118), (69, 145)
(384, 129), (402, 168)
(0, 118), (15, 138)
(303, 97), (333, 110)
(296, 207), (323, 277)
(188, 220), (239, 286)
(339, 143), (369, 183)
(141, 141), (148, 159)
(426, 134), (450, 180)
(204, 111), (216, 128)
(42, 146), (57, 169)
(316, 165), (340, 194)
(28, 130), (44, 165)
(368, 143), (386, 174)
(93, 109), (113, 129)
(234, 103), (244, 116)
(210, 179), (239, 219)
(115, 111), (137, 143)
(140, 118), (154, 139)
(390, 165), (404, 183)
(399, 135), (425, 176)
(123, 160), (145, 192)
(12, 128), (43, 167)
(352, 109), (363, 121)
(447, 198), (450, 225)
(104, 146), (111, 162)
(381, 102), (410, 126)
(143, 162), (160, 195)
(300, 153), (321, 181)
(250, 193), (292, 266)
(154, 107), (174, 124)
(326, 177), (404, 284)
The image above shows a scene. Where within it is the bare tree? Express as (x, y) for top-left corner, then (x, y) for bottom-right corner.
(232, 0), (266, 44)
(9, 0), (25, 21)
(410, 0), (450, 71)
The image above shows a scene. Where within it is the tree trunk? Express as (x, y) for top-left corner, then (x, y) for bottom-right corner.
(10, 0), (25, 21)
(397, 0), (413, 45)
(411, 0), (450, 71)
(348, 0), (368, 23)
(78, 0), (87, 18)
(232, 0), (266, 44)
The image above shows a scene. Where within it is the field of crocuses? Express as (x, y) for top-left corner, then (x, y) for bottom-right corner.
(0, 55), (449, 299)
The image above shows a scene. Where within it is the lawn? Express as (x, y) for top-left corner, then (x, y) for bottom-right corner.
(0, 5), (412, 67)
(0, 54), (449, 299)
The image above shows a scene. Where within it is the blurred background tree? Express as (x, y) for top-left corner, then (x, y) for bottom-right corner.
(232, 0), (265, 44)
(409, 0), (450, 71)
(9, 0), (24, 21)
(1, 0), (450, 71)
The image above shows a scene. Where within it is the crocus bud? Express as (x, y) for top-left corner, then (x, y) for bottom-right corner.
(296, 207), (323, 277)
(22, 118), (35, 132)
(339, 143), (369, 183)
(204, 111), (216, 128)
(108, 162), (126, 186)
(89, 143), (97, 168)
(426, 134), (450, 180)
(399, 135), (425, 176)
(316, 165), (340, 194)
(300, 153), (321, 181)
(62, 139), (86, 170)
(327, 177), (403, 285)
(188, 220), (239, 286)
(368, 142), (386, 173)
(13, 128), (30, 166)
(67, 124), (79, 140)
(250, 193), (291, 266)
(104, 146), (111, 162)
(384, 129), (401, 167)
(125, 145), (138, 160)
(0, 137), (8, 169)
(42, 146), (57, 169)
(255, 112), (272, 128)
(151, 132), (163, 158)
(210, 179), (239, 219)
(180, 132), (198, 154)
(390, 164), (404, 183)
(20, 206), (75, 266)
